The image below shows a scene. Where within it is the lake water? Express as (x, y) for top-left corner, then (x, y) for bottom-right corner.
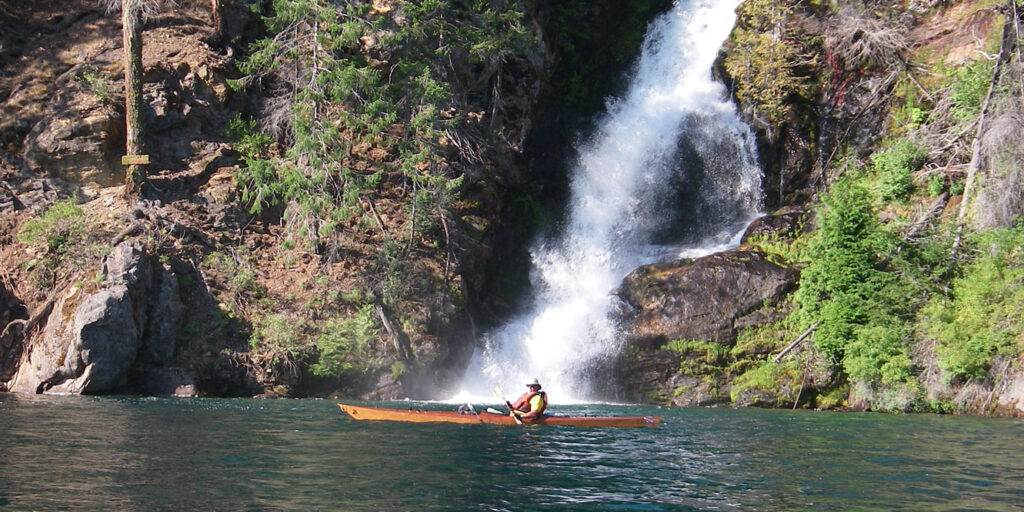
(0, 394), (1021, 511)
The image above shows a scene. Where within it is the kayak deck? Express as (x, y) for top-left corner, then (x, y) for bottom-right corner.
(338, 403), (662, 428)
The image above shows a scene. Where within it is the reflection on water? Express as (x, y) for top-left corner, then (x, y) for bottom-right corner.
(1, 395), (1022, 511)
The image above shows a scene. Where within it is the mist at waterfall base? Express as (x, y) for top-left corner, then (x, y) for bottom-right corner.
(456, 0), (763, 403)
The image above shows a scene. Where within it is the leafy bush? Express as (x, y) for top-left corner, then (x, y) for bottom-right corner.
(729, 361), (802, 405)
(795, 179), (879, 360)
(666, 339), (731, 376)
(18, 198), (91, 287)
(871, 139), (926, 202)
(949, 58), (994, 124)
(250, 313), (310, 356)
(312, 304), (380, 378)
(233, 0), (532, 256)
(18, 199), (86, 254)
(922, 224), (1024, 382)
(794, 178), (916, 385)
(203, 252), (263, 313)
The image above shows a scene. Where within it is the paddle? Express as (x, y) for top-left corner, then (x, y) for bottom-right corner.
(493, 384), (523, 425)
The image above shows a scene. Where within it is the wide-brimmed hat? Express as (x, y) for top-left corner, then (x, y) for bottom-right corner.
(526, 378), (542, 389)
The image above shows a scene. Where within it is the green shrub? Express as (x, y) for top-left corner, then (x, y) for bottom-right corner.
(666, 339), (731, 376)
(18, 198), (91, 287)
(730, 361), (802, 405)
(794, 178), (916, 384)
(203, 252), (262, 298)
(949, 58), (994, 124)
(233, 0), (532, 254)
(872, 139), (926, 202)
(795, 179), (879, 361)
(922, 224), (1024, 382)
(76, 67), (114, 103)
(250, 313), (309, 356)
(18, 199), (86, 254)
(312, 304), (380, 378)
(926, 173), (945, 196)
(843, 324), (913, 385)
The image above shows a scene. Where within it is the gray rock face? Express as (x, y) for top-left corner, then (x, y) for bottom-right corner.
(7, 241), (192, 395)
(22, 100), (125, 188)
(611, 249), (799, 404)
(615, 250), (799, 347)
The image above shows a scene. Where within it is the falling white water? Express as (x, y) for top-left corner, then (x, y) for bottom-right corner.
(455, 0), (762, 403)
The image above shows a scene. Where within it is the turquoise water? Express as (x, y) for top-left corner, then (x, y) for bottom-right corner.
(0, 395), (1021, 511)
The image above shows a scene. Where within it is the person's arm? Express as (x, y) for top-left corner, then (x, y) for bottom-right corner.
(510, 393), (530, 410)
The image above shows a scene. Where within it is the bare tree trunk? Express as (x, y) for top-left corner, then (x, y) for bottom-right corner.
(122, 0), (147, 200)
(951, 14), (1012, 259)
(211, 0), (223, 44)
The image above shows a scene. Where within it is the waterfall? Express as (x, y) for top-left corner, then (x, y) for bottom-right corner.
(457, 0), (763, 402)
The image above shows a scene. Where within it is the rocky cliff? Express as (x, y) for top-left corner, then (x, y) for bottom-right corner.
(608, 0), (1024, 417)
(0, 0), (671, 399)
(2, 0), (1022, 418)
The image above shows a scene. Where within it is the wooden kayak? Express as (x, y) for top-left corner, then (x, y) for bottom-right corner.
(338, 403), (662, 428)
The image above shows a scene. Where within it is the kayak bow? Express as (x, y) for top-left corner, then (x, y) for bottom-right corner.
(337, 403), (662, 428)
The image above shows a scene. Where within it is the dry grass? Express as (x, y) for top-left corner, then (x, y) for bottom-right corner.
(825, 6), (909, 73)
(98, 0), (175, 19)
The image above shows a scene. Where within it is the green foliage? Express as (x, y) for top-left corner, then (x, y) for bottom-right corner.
(949, 58), (994, 124)
(228, 116), (281, 215)
(374, 238), (416, 305)
(250, 313), (309, 356)
(724, 0), (810, 127)
(926, 173), (945, 197)
(871, 139), (926, 202)
(18, 199), (86, 254)
(666, 339), (731, 376)
(18, 198), (91, 287)
(203, 251), (262, 301)
(922, 224), (1024, 382)
(729, 361), (802, 405)
(794, 179), (916, 385)
(390, 361), (406, 380)
(815, 384), (849, 409)
(843, 324), (913, 385)
(733, 313), (799, 357)
(76, 66), (114, 103)
(745, 230), (810, 267)
(312, 303), (380, 378)
(795, 179), (879, 360)
(232, 0), (532, 262)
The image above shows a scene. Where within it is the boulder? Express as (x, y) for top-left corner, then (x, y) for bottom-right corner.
(611, 249), (800, 405)
(615, 249), (799, 348)
(145, 367), (197, 397)
(7, 241), (189, 394)
(740, 206), (808, 243)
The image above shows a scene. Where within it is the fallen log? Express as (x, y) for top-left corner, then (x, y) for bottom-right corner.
(773, 323), (818, 363)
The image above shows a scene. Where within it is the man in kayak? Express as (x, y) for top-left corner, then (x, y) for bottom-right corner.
(508, 378), (548, 422)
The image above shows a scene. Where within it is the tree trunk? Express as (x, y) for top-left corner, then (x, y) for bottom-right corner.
(951, 12), (1012, 259)
(211, 0), (223, 45)
(122, 0), (147, 200)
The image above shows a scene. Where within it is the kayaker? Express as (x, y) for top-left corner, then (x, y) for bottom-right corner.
(508, 378), (548, 422)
